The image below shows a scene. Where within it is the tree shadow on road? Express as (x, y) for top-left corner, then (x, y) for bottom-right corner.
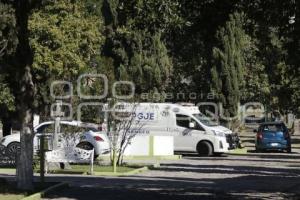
(41, 173), (300, 200)
(39, 159), (300, 200)
(2, 170), (299, 200)
(154, 163), (300, 176)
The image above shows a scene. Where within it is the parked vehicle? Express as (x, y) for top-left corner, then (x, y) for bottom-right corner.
(254, 121), (291, 153)
(0, 121), (110, 157)
(109, 102), (235, 156)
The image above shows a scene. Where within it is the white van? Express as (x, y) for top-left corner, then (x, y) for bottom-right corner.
(109, 103), (233, 156)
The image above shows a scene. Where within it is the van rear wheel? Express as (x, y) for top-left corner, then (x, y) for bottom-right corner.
(197, 141), (213, 157)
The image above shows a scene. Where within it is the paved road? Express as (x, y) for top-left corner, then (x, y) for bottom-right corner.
(40, 153), (300, 200)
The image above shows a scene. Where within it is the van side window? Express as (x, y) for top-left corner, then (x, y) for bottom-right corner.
(176, 114), (190, 128)
(176, 114), (205, 131)
(191, 118), (205, 131)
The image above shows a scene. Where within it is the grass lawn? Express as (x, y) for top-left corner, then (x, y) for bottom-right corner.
(227, 148), (248, 155)
(0, 179), (26, 200)
(0, 193), (25, 200)
(0, 178), (58, 200)
(2, 164), (143, 175)
(0, 168), (16, 174)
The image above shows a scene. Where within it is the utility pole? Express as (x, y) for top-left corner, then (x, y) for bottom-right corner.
(52, 100), (64, 149)
(40, 134), (45, 183)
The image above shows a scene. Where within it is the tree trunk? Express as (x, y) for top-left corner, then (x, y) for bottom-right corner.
(12, 0), (35, 191)
(16, 65), (35, 191)
(2, 117), (12, 137)
(16, 110), (33, 190)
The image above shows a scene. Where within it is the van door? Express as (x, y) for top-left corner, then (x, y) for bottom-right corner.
(175, 114), (206, 151)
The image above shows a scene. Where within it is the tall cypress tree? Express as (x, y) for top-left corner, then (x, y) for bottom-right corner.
(101, 0), (173, 97)
(211, 13), (247, 120)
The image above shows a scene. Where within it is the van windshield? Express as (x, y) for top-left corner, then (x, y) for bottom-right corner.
(193, 114), (218, 127)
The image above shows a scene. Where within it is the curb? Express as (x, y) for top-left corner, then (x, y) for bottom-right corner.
(91, 166), (148, 176)
(89, 165), (152, 176)
(97, 155), (181, 161)
(87, 163), (160, 176)
(121, 166), (149, 176)
(22, 182), (69, 200)
(31, 164), (161, 177)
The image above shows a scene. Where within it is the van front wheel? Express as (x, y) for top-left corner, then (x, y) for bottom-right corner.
(197, 141), (213, 157)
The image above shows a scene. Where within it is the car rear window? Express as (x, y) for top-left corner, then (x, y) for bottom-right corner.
(260, 124), (286, 132)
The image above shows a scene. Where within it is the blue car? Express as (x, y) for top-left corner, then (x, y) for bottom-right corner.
(254, 122), (291, 153)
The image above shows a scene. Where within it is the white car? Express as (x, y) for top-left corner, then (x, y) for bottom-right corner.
(0, 121), (110, 158)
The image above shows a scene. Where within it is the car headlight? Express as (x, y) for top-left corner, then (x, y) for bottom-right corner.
(212, 130), (225, 137)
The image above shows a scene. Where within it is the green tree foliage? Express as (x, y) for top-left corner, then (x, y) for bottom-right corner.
(29, 0), (104, 79)
(264, 28), (292, 113)
(117, 0), (183, 33)
(168, 0), (300, 118)
(211, 13), (247, 117)
(0, 3), (17, 57)
(167, 0), (238, 101)
(287, 1), (300, 115)
(236, 0), (299, 115)
(1, 0), (300, 129)
(0, 2), (16, 139)
(0, 3), (16, 113)
(241, 37), (270, 104)
(101, 0), (175, 97)
(104, 29), (172, 95)
(29, 0), (105, 111)
(0, 76), (15, 112)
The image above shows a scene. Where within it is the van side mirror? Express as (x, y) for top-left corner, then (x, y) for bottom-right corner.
(253, 129), (257, 133)
(189, 122), (195, 128)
